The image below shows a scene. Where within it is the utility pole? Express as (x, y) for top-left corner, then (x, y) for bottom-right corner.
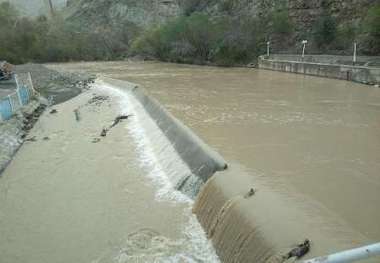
(266, 41), (271, 57)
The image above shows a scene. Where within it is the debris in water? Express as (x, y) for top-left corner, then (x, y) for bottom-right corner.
(97, 115), (132, 140)
(244, 188), (256, 198)
(50, 109), (58, 114)
(87, 95), (109, 106)
(74, 108), (81, 121)
(100, 128), (108, 137)
(92, 138), (101, 143)
(110, 114), (132, 128)
(25, 136), (37, 142)
(22, 104), (46, 133)
(284, 239), (310, 260)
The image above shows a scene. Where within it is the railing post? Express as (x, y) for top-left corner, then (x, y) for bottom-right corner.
(7, 95), (14, 112)
(27, 72), (37, 95)
(14, 74), (24, 106)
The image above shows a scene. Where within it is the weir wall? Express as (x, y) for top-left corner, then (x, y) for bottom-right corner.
(258, 55), (380, 85)
(103, 78), (227, 188)
(102, 77), (377, 263)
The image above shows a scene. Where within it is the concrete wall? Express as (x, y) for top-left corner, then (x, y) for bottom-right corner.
(258, 56), (380, 85)
(269, 54), (380, 66)
(103, 77), (228, 184)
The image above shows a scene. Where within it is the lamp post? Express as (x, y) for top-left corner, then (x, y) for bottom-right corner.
(302, 40), (308, 58)
(353, 42), (357, 65)
(266, 41), (271, 57)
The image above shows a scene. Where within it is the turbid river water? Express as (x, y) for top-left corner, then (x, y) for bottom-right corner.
(1, 61), (379, 262)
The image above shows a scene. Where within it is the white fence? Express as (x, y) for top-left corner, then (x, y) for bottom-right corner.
(0, 73), (36, 122)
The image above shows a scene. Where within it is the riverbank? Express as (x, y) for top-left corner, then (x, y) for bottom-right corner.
(0, 64), (95, 176)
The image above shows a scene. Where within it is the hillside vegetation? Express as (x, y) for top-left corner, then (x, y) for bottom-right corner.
(0, 0), (379, 66)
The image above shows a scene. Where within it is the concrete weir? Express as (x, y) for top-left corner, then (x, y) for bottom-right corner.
(102, 77), (227, 197)
(102, 77), (378, 263)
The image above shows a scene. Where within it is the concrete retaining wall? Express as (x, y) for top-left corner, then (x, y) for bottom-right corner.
(269, 54), (380, 66)
(258, 55), (380, 85)
(103, 77), (228, 184)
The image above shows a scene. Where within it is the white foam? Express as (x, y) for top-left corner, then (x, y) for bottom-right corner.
(94, 81), (191, 203)
(91, 80), (220, 262)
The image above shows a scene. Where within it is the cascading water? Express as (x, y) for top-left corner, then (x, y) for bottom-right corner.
(92, 81), (221, 262)
(101, 78), (227, 199)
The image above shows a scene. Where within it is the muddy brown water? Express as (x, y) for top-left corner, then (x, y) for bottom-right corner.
(0, 82), (219, 263)
(49, 61), (380, 241)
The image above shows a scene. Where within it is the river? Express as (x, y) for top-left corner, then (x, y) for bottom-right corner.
(1, 61), (379, 262)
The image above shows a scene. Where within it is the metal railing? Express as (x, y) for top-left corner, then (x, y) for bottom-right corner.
(303, 242), (380, 263)
(0, 72), (36, 122)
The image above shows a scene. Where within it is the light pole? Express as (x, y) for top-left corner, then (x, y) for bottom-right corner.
(302, 40), (308, 58)
(353, 42), (357, 65)
(266, 41), (271, 57)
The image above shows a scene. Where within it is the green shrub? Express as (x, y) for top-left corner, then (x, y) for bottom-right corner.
(219, 0), (235, 14)
(313, 14), (337, 48)
(362, 4), (380, 54)
(334, 23), (357, 50)
(131, 13), (221, 62)
(179, 0), (204, 16)
(0, 2), (138, 64)
(131, 12), (266, 66)
(271, 10), (293, 34)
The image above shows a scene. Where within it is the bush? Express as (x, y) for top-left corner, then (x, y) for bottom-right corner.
(270, 10), (293, 34)
(179, 0), (204, 16)
(0, 2), (138, 64)
(131, 13), (266, 66)
(212, 17), (265, 65)
(219, 0), (235, 14)
(334, 23), (357, 50)
(131, 13), (221, 62)
(313, 14), (337, 49)
(362, 4), (380, 54)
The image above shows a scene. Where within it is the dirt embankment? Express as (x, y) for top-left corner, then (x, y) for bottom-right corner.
(0, 64), (95, 175)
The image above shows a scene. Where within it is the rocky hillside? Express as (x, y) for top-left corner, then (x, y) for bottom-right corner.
(63, 0), (379, 54)
(65, 0), (180, 28)
(1, 0), (378, 65)
(179, 0), (378, 50)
